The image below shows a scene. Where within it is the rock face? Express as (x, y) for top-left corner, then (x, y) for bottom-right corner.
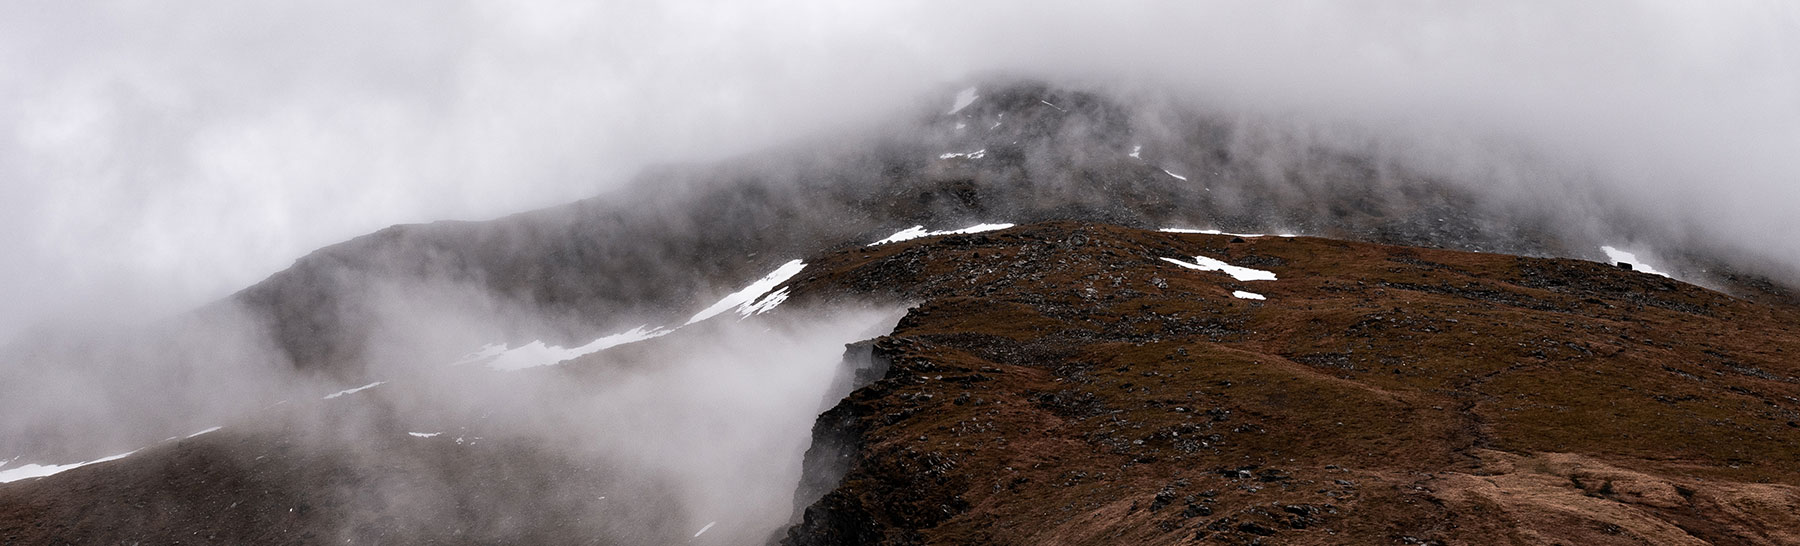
(775, 222), (1800, 545)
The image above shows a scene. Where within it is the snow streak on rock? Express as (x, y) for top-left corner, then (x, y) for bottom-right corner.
(871, 223), (1015, 246)
(947, 87), (978, 114)
(1601, 245), (1670, 278)
(686, 259), (807, 325)
(1161, 256), (1278, 282)
(453, 260), (807, 373)
(738, 287), (790, 319)
(481, 326), (673, 371)
(1162, 228), (1298, 239)
(323, 381), (386, 399)
(1160, 228), (1264, 237)
(450, 343), (507, 366)
(938, 149), (987, 160)
(0, 423), (231, 484)
(0, 450), (137, 484)
(874, 226), (932, 244)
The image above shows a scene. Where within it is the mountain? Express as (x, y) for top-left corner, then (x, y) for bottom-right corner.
(227, 80), (1796, 376)
(2, 82), (1798, 545)
(4, 222), (1799, 544)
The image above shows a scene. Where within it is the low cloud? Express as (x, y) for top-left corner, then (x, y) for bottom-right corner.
(4, 2), (1796, 339)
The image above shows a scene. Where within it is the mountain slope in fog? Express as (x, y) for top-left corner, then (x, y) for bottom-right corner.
(4, 222), (1798, 545)
(226, 79), (1797, 376)
(4, 81), (1800, 545)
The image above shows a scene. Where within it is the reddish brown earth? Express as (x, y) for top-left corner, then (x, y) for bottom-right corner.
(3, 222), (1798, 545)
(777, 222), (1800, 545)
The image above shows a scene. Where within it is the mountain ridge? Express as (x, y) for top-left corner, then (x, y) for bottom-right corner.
(223, 79), (1797, 375)
(4, 80), (1799, 544)
(4, 221), (1798, 544)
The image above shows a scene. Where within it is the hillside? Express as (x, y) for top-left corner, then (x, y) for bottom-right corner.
(218, 81), (1797, 377)
(4, 222), (1798, 545)
(777, 223), (1800, 545)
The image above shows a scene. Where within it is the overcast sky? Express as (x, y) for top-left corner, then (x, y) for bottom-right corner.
(2, 1), (1796, 340)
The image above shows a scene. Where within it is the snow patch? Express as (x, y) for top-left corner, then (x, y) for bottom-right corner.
(1600, 246), (1669, 277)
(948, 87), (978, 114)
(954, 121), (966, 130)
(0, 450), (137, 484)
(686, 260), (807, 325)
(408, 432), (442, 438)
(1129, 145), (1141, 159)
(484, 325), (674, 371)
(738, 287), (790, 318)
(1039, 99), (1066, 112)
(1161, 256), (1278, 282)
(873, 226), (931, 244)
(1232, 290), (1266, 300)
(694, 521), (718, 537)
(1, 424), (229, 484)
(871, 223), (1015, 246)
(451, 343), (508, 366)
(1159, 228), (1265, 238)
(323, 381), (385, 399)
(1162, 169), (1188, 181)
(938, 149), (986, 160)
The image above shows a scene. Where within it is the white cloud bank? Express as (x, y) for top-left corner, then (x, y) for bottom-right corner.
(2, 1), (1796, 339)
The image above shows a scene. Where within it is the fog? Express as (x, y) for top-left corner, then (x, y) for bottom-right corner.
(309, 304), (906, 543)
(4, 1), (1797, 341)
(2, 1), (1798, 540)
(0, 267), (905, 541)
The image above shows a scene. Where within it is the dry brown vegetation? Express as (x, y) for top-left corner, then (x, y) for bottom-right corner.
(780, 222), (1800, 545)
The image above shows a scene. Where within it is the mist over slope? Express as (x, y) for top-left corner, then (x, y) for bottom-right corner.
(2, 307), (908, 545)
(231, 79), (1798, 374)
(7, 79), (1791, 468)
(5, 3), (1797, 347)
(3, 5), (1797, 543)
(4, 221), (1798, 545)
